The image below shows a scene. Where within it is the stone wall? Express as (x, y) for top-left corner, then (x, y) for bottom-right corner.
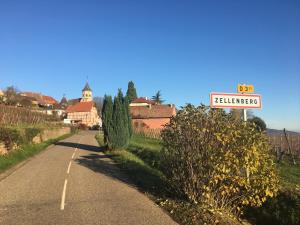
(0, 127), (71, 155)
(33, 127), (71, 144)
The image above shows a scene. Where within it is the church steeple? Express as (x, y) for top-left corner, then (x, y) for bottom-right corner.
(81, 81), (93, 102)
(82, 82), (92, 92)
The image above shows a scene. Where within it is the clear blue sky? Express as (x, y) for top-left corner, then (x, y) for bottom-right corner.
(0, 0), (299, 131)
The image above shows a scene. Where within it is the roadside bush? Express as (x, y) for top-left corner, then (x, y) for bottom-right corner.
(161, 104), (279, 215)
(70, 126), (79, 133)
(78, 123), (89, 130)
(0, 127), (22, 150)
(245, 188), (300, 225)
(23, 128), (42, 144)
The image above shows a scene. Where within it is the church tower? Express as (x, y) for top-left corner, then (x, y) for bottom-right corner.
(81, 82), (93, 102)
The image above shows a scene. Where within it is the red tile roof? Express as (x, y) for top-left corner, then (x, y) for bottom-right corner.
(130, 105), (176, 119)
(21, 92), (57, 105)
(22, 92), (41, 99)
(42, 95), (57, 105)
(66, 101), (94, 113)
(131, 97), (156, 105)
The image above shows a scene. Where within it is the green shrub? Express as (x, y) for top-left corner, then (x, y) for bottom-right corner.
(161, 104), (279, 215)
(0, 127), (22, 150)
(245, 188), (300, 225)
(0, 126), (43, 150)
(70, 126), (79, 134)
(23, 128), (41, 144)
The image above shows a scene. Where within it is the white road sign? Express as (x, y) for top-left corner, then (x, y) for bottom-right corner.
(210, 93), (262, 109)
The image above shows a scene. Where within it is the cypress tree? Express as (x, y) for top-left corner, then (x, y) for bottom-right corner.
(124, 96), (133, 138)
(126, 81), (138, 103)
(111, 89), (128, 149)
(102, 95), (113, 145)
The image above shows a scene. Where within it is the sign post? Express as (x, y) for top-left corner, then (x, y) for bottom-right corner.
(210, 85), (261, 185)
(237, 84), (255, 122)
(243, 108), (247, 122)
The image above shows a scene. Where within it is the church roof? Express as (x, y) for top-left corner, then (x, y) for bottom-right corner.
(60, 96), (68, 105)
(82, 82), (92, 92)
(66, 101), (94, 113)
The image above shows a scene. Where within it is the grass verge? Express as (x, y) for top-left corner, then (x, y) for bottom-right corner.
(244, 160), (300, 225)
(96, 134), (300, 225)
(0, 132), (73, 173)
(95, 134), (241, 225)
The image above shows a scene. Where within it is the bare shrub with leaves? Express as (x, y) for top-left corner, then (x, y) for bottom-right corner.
(161, 104), (279, 215)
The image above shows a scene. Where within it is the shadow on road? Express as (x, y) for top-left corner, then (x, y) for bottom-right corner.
(75, 153), (133, 186)
(56, 141), (135, 186)
(75, 151), (173, 200)
(55, 142), (104, 152)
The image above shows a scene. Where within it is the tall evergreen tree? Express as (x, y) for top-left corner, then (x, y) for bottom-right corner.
(126, 81), (138, 103)
(124, 96), (133, 138)
(111, 89), (129, 148)
(152, 90), (164, 104)
(102, 95), (113, 145)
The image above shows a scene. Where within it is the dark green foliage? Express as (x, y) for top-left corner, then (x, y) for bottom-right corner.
(102, 95), (113, 145)
(124, 96), (133, 138)
(249, 116), (267, 131)
(0, 127), (22, 150)
(152, 90), (164, 104)
(245, 188), (300, 225)
(126, 81), (138, 103)
(0, 127), (43, 150)
(23, 128), (41, 144)
(102, 89), (133, 150)
(111, 90), (129, 149)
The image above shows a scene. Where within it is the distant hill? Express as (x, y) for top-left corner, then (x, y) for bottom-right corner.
(267, 128), (300, 135)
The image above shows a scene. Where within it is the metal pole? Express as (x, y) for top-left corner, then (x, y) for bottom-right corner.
(241, 89), (249, 184)
(243, 109), (247, 122)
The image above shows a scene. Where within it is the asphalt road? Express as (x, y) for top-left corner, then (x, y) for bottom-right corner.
(0, 131), (177, 225)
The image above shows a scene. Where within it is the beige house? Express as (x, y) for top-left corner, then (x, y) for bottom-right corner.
(66, 82), (100, 127)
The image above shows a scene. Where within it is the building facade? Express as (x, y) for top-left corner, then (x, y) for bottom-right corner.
(130, 97), (176, 130)
(66, 82), (100, 127)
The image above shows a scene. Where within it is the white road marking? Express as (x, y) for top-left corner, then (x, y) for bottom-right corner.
(67, 161), (72, 174)
(60, 179), (68, 210)
(60, 137), (82, 211)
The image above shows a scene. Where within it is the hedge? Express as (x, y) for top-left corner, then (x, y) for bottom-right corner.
(0, 127), (42, 151)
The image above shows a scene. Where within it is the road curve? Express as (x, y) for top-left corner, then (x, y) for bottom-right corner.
(0, 131), (177, 225)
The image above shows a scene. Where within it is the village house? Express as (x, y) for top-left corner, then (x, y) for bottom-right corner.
(20, 92), (66, 116)
(66, 82), (100, 128)
(21, 92), (58, 107)
(130, 97), (176, 130)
